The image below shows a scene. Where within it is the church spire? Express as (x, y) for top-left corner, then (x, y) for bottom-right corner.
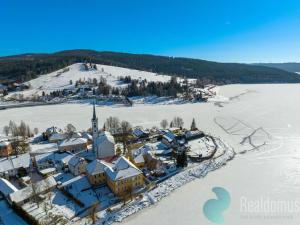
(91, 101), (99, 157)
(92, 102), (97, 120)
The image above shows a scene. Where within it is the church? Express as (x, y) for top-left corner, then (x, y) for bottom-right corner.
(91, 104), (116, 159)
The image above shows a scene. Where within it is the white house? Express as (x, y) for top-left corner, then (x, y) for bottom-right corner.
(68, 156), (87, 176)
(95, 131), (116, 159)
(0, 153), (31, 178)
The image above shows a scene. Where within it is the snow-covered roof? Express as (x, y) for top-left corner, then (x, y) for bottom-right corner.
(68, 156), (85, 167)
(59, 138), (87, 147)
(71, 132), (82, 138)
(86, 159), (110, 175)
(96, 131), (115, 145)
(132, 127), (149, 137)
(133, 153), (145, 164)
(30, 142), (58, 154)
(82, 132), (92, 140)
(0, 178), (18, 197)
(49, 133), (66, 141)
(162, 131), (176, 143)
(0, 153), (31, 173)
(185, 130), (203, 138)
(35, 151), (74, 166)
(9, 176), (56, 204)
(60, 175), (98, 208)
(104, 156), (142, 181)
(61, 175), (90, 189)
(132, 145), (153, 164)
(0, 141), (10, 147)
(39, 167), (56, 176)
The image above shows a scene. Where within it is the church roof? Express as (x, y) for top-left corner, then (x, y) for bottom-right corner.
(96, 131), (115, 145)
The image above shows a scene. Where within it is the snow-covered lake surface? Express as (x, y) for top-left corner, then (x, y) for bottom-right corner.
(1, 83), (300, 224)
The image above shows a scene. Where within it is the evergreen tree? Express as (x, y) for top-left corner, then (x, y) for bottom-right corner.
(191, 118), (197, 130)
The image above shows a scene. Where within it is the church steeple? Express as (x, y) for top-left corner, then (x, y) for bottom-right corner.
(91, 102), (98, 156)
(92, 103), (97, 121)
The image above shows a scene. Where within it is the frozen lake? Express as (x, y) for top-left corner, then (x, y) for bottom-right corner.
(1, 84), (300, 224)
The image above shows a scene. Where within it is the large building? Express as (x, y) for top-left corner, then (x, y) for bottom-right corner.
(91, 105), (116, 159)
(58, 137), (88, 153)
(104, 156), (144, 196)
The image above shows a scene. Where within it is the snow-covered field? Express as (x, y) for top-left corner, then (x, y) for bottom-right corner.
(2, 83), (300, 224)
(6, 63), (172, 98)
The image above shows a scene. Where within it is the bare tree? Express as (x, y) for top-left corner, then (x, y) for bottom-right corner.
(160, 119), (168, 129)
(65, 124), (76, 138)
(9, 120), (19, 137)
(19, 121), (27, 139)
(88, 203), (99, 224)
(120, 120), (132, 134)
(3, 125), (9, 136)
(120, 120), (132, 152)
(105, 116), (120, 134)
(33, 127), (39, 135)
(26, 125), (32, 137)
(171, 117), (184, 128)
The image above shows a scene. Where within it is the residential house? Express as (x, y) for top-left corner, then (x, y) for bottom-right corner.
(48, 133), (66, 143)
(185, 129), (204, 140)
(0, 141), (13, 157)
(34, 151), (74, 173)
(132, 127), (150, 139)
(68, 156), (87, 176)
(58, 138), (88, 153)
(104, 156), (145, 196)
(161, 130), (188, 152)
(0, 153), (31, 178)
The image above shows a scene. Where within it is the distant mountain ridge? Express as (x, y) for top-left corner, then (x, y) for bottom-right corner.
(0, 49), (299, 84)
(255, 63), (300, 73)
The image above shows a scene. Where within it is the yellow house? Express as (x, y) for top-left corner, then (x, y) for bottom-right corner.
(104, 156), (145, 196)
(86, 159), (108, 185)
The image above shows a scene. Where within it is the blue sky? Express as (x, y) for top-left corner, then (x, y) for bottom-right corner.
(1, 0), (300, 62)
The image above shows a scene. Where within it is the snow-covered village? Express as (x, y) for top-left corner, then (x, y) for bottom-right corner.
(0, 92), (235, 225)
(2, 1), (300, 224)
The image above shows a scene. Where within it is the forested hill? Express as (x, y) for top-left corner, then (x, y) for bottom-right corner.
(1, 50), (299, 84)
(255, 63), (300, 73)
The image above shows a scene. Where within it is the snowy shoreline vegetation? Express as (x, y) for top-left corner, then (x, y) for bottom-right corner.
(97, 137), (235, 225)
(1, 63), (219, 109)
